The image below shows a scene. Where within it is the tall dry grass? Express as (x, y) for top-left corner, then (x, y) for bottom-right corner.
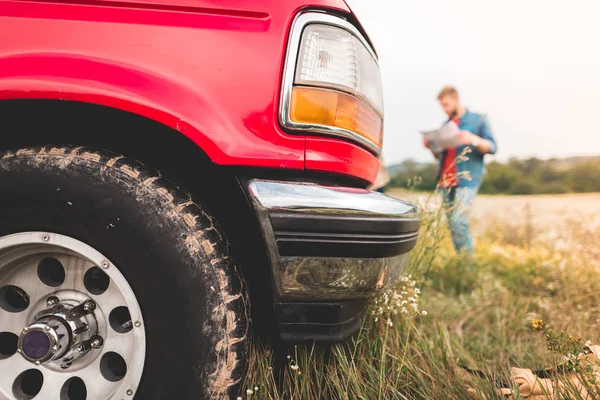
(242, 193), (600, 399)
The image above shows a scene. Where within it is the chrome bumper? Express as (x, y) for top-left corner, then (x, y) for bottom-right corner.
(247, 180), (420, 301)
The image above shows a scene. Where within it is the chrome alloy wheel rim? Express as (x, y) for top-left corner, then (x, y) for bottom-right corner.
(0, 232), (146, 399)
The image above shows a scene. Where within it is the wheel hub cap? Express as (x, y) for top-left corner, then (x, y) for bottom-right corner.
(18, 298), (100, 367)
(20, 327), (53, 361)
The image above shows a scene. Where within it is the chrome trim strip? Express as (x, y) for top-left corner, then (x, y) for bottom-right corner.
(279, 11), (382, 155)
(249, 180), (418, 217)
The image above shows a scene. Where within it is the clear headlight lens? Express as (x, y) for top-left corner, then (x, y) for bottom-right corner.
(281, 14), (384, 153)
(296, 24), (383, 115)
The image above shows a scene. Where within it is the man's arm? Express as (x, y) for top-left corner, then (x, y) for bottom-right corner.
(478, 116), (497, 154)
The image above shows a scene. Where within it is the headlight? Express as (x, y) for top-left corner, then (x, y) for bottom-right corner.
(280, 12), (384, 154)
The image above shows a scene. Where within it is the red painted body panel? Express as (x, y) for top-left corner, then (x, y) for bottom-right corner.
(0, 0), (379, 182)
(306, 137), (380, 182)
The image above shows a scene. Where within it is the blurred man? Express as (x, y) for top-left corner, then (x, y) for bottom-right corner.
(423, 86), (497, 252)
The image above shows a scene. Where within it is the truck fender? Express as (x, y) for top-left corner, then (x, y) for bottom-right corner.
(0, 52), (236, 163)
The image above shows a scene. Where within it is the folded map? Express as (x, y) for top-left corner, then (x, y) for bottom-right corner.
(420, 121), (460, 151)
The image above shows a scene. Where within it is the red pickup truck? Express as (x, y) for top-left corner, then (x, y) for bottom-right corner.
(0, 0), (419, 398)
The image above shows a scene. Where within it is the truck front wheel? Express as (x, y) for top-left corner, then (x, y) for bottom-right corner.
(0, 146), (249, 399)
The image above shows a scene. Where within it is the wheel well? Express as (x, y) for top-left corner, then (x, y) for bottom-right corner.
(0, 99), (276, 337)
(0, 99), (217, 186)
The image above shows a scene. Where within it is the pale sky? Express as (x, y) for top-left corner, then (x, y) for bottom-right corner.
(346, 0), (600, 165)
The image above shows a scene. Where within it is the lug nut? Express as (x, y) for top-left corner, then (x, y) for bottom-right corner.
(43, 326), (51, 332)
(82, 300), (96, 312)
(101, 260), (109, 269)
(90, 336), (104, 349)
(47, 296), (59, 306)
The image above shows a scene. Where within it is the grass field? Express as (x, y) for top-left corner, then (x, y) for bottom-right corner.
(243, 192), (600, 399)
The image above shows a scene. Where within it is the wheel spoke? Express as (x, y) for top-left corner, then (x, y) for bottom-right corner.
(60, 255), (92, 293)
(0, 307), (29, 335)
(103, 330), (135, 356)
(32, 370), (64, 400)
(0, 354), (33, 390)
(82, 379), (119, 400)
(92, 280), (128, 321)
(77, 357), (120, 398)
(2, 261), (54, 303)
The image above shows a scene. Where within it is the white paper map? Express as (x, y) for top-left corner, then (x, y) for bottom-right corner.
(420, 121), (460, 150)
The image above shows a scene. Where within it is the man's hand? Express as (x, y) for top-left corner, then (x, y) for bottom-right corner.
(456, 130), (492, 153)
(456, 130), (476, 145)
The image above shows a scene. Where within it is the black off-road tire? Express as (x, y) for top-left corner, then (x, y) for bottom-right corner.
(0, 146), (250, 399)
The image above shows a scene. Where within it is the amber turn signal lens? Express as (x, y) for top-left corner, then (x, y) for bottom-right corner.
(290, 86), (383, 149)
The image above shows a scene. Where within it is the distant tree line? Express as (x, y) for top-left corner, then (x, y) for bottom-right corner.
(388, 157), (600, 194)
